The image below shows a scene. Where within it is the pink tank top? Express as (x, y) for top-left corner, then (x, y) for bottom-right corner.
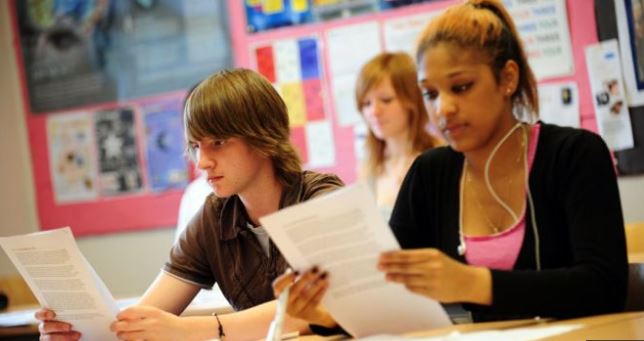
(463, 123), (541, 270)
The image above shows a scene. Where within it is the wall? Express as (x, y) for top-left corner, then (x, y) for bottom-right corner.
(0, 1), (174, 297)
(0, 1), (643, 298)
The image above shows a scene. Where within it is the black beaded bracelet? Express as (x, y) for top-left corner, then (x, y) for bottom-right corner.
(213, 312), (226, 340)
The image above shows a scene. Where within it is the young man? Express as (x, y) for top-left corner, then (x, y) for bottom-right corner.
(37, 69), (343, 341)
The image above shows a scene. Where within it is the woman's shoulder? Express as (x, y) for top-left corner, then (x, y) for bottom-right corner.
(416, 145), (463, 167)
(538, 122), (609, 154)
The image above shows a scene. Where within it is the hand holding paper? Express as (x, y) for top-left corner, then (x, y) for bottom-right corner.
(0, 227), (119, 341)
(260, 183), (451, 337)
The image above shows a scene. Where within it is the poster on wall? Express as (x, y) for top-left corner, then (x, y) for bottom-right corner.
(505, 0), (574, 80)
(12, 0), (231, 114)
(252, 36), (336, 168)
(615, 0), (644, 106)
(383, 11), (441, 57)
(95, 107), (144, 195)
(326, 22), (382, 126)
(47, 112), (98, 204)
(585, 39), (634, 151)
(142, 99), (188, 192)
(538, 82), (580, 128)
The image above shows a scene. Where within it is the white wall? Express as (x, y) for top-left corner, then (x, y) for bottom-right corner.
(0, 1), (643, 298)
(0, 1), (175, 298)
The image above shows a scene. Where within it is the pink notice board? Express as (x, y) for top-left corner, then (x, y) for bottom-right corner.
(227, 0), (600, 186)
(10, 3), (190, 236)
(18, 94), (188, 236)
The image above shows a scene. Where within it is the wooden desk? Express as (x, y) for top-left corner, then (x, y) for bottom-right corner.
(0, 291), (232, 340)
(630, 252), (644, 263)
(296, 312), (644, 340)
(540, 311), (644, 340)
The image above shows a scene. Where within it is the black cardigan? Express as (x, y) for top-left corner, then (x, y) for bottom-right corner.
(389, 123), (627, 321)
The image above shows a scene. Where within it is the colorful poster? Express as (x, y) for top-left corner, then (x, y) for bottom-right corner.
(505, 0), (574, 80)
(585, 40), (634, 151)
(12, 0), (231, 113)
(245, 0), (312, 32)
(95, 108), (144, 195)
(47, 112), (98, 203)
(143, 100), (188, 192)
(253, 36), (336, 168)
(538, 82), (580, 128)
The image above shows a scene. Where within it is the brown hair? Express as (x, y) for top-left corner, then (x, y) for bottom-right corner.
(355, 52), (440, 177)
(184, 68), (301, 186)
(416, 0), (539, 120)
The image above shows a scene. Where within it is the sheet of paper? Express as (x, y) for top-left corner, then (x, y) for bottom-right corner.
(305, 120), (335, 168)
(585, 39), (635, 150)
(505, 0), (574, 80)
(47, 112), (98, 204)
(260, 184), (452, 337)
(326, 22), (382, 126)
(538, 82), (580, 128)
(0, 227), (119, 340)
(383, 11), (441, 56)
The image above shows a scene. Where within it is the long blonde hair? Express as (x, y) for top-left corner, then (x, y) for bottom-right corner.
(355, 52), (440, 178)
(416, 0), (539, 121)
(184, 69), (302, 186)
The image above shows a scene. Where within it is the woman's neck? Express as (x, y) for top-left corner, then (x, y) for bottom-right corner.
(383, 133), (414, 163)
(464, 119), (525, 178)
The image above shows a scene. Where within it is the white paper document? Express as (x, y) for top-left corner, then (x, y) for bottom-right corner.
(326, 22), (382, 126)
(538, 82), (580, 128)
(260, 184), (452, 337)
(0, 227), (119, 340)
(585, 39), (635, 150)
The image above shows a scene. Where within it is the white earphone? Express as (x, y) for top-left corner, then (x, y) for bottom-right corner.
(457, 122), (541, 271)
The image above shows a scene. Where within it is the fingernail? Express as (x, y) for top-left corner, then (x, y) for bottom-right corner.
(293, 270), (300, 276)
(320, 271), (328, 279)
(312, 266), (319, 273)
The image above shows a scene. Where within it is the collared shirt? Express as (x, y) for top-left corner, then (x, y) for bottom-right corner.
(164, 171), (343, 311)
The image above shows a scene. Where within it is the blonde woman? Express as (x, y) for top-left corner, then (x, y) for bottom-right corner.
(357, 52), (440, 217)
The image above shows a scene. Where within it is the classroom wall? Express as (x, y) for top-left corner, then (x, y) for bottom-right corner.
(0, 1), (174, 297)
(0, 1), (643, 298)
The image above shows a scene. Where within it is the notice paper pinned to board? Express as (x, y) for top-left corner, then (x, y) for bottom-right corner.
(260, 183), (452, 337)
(0, 227), (119, 340)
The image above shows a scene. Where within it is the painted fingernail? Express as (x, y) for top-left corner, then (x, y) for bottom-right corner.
(312, 266), (319, 273)
(320, 271), (328, 279)
(293, 270), (300, 276)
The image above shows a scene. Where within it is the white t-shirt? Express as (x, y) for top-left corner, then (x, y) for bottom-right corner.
(175, 175), (212, 242)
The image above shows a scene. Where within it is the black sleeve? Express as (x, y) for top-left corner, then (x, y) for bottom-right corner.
(473, 131), (628, 318)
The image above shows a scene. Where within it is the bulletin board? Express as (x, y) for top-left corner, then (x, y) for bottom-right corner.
(227, 0), (603, 185)
(11, 0), (232, 236)
(595, 0), (644, 175)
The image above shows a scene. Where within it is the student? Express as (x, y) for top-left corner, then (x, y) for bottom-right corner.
(36, 68), (343, 341)
(274, 0), (627, 331)
(357, 52), (440, 218)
